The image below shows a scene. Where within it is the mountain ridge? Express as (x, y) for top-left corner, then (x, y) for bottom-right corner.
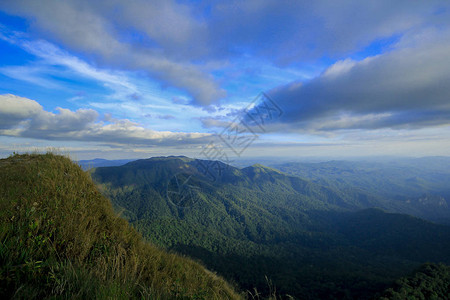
(0, 153), (241, 299)
(92, 156), (450, 299)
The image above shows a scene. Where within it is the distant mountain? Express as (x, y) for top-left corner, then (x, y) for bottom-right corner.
(92, 156), (450, 299)
(77, 158), (136, 170)
(270, 158), (450, 224)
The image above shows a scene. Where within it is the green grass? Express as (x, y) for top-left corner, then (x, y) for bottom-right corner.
(0, 153), (242, 299)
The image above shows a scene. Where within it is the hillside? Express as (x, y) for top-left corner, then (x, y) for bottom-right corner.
(271, 159), (450, 224)
(0, 153), (241, 299)
(379, 263), (450, 299)
(92, 156), (450, 299)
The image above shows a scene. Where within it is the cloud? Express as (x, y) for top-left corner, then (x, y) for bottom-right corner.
(208, 0), (450, 64)
(144, 114), (175, 120)
(0, 94), (212, 146)
(262, 29), (450, 132)
(26, 107), (98, 137)
(200, 118), (231, 129)
(0, 65), (63, 89)
(0, 94), (42, 129)
(0, 30), (142, 99)
(0, 0), (224, 105)
(2, 0), (448, 106)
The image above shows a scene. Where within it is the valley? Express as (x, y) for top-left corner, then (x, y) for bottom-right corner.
(92, 156), (450, 299)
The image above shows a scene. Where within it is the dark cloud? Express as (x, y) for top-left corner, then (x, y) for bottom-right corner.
(260, 30), (450, 132)
(208, 0), (450, 64)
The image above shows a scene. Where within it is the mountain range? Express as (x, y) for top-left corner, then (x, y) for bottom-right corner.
(270, 158), (450, 224)
(91, 156), (450, 299)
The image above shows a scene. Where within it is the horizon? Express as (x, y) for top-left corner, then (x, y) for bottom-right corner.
(2, 148), (450, 162)
(1, 1), (449, 159)
(74, 154), (450, 166)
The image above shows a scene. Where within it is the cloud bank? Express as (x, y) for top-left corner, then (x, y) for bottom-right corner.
(255, 29), (450, 133)
(0, 94), (212, 146)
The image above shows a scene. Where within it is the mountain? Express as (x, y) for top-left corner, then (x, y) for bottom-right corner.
(270, 158), (450, 224)
(379, 263), (450, 299)
(92, 156), (450, 299)
(0, 153), (240, 299)
(77, 158), (136, 170)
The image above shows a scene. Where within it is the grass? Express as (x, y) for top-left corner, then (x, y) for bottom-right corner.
(0, 153), (242, 299)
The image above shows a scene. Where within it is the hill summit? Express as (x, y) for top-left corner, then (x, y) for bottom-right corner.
(0, 153), (240, 299)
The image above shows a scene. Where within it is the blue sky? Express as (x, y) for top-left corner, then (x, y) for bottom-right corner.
(0, 1), (449, 160)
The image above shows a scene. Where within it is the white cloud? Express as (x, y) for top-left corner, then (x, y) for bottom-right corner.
(0, 0), (224, 105)
(0, 94), (42, 129)
(0, 30), (140, 100)
(0, 65), (63, 89)
(0, 94), (212, 146)
(322, 58), (358, 78)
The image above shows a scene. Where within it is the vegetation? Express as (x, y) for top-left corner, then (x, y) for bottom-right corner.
(0, 153), (241, 299)
(271, 159), (450, 224)
(2, 154), (449, 299)
(92, 156), (450, 299)
(379, 263), (450, 299)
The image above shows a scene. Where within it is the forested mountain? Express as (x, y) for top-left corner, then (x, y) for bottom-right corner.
(379, 263), (450, 299)
(92, 156), (450, 299)
(270, 158), (450, 224)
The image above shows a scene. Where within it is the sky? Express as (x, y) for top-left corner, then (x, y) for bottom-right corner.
(0, 0), (449, 160)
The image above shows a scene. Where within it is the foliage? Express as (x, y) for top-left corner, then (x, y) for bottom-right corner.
(92, 157), (450, 299)
(379, 263), (450, 299)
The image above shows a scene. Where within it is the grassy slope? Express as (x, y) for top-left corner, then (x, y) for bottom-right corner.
(0, 153), (241, 299)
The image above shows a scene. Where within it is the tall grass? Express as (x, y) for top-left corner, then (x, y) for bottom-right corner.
(0, 153), (242, 299)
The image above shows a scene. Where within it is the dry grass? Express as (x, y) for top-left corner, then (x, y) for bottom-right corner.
(0, 153), (242, 299)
